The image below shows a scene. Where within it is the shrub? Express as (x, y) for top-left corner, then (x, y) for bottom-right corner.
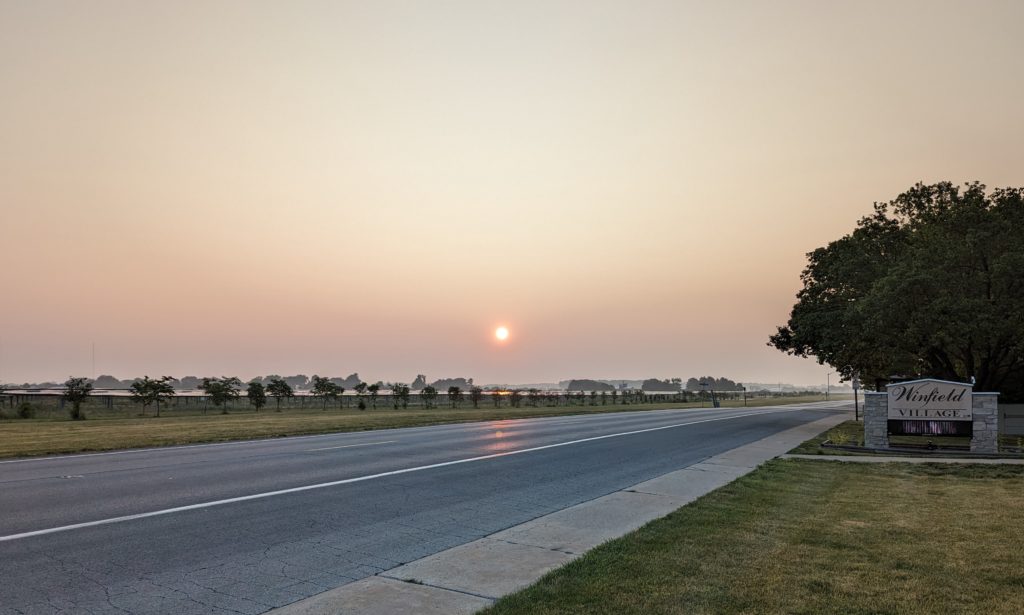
(17, 403), (36, 419)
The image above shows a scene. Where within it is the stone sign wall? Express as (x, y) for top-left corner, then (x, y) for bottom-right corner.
(863, 392), (889, 449)
(972, 393), (999, 453)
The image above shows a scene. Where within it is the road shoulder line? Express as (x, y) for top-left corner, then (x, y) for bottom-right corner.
(268, 410), (852, 614)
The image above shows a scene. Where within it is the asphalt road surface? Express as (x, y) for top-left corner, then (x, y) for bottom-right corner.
(0, 401), (849, 614)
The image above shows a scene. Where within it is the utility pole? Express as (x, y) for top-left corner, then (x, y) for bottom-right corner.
(826, 372), (832, 401)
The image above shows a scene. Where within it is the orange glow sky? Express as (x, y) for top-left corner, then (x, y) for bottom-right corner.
(2, 1), (1023, 385)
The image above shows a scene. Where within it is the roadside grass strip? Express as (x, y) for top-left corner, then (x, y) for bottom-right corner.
(788, 420), (1018, 456)
(482, 459), (1024, 615)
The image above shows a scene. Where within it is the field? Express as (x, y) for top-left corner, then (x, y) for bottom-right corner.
(483, 459), (1024, 615)
(0, 393), (839, 458)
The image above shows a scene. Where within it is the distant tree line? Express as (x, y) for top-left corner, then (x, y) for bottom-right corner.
(14, 374), (755, 395)
(25, 373), (481, 392)
(565, 377), (743, 392)
(2, 376), (823, 419)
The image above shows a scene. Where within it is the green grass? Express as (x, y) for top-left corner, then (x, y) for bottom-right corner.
(482, 459), (1024, 615)
(0, 395), (835, 458)
(788, 419), (868, 454)
(788, 420), (1003, 455)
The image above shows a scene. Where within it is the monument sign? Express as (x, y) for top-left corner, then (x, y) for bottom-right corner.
(887, 379), (973, 436)
(864, 378), (999, 452)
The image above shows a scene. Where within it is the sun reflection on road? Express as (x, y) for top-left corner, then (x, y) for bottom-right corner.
(483, 427), (523, 453)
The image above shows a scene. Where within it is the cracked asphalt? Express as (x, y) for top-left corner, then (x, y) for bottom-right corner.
(0, 402), (848, 614)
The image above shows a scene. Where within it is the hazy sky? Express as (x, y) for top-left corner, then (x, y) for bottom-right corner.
(2, 1), (1023, 386)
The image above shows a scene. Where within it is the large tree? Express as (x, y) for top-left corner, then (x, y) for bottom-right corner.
(770, 182), (1024, 398)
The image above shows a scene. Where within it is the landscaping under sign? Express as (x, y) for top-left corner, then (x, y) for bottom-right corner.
(887, 379), (973, 436)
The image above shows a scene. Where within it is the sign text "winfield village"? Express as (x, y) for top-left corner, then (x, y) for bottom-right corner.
(887, 381), (973, 421)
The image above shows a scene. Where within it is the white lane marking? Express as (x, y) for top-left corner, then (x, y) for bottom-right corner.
(0, 402), (848, 465)
(0, 406), (818, 543)
(305, 441), (396, 452)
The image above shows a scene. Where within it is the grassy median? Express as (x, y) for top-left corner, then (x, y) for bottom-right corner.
(0, 395), (833, 458)
(483, 459), (1024, 615)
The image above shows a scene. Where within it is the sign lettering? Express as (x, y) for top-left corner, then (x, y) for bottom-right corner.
(887, 380), (972, 421)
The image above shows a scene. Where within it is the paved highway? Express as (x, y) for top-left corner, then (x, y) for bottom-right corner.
(0, 402), (848, 614)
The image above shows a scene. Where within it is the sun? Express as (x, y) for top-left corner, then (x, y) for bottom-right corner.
(495, 326), (509, 341)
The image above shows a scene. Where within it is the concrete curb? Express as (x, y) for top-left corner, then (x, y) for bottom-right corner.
(270, 411), (851, 614)
(782, 453), (1024, 464)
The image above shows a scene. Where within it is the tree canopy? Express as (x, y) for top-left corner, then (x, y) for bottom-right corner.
(431, 377), (473, 390)
(685, 377), (743, 392)
(390, 382), (411, 409)
(641, 378), (682, 392)
(61, 377), (93, 420)
(421, 385), (438, 409)
(469, 386), (484, 408)
(310, 375), (342, 409)
(266, 378), (294, 411)
(198, 377), (242, 411)
(770, 181), (1024, 399)
(447, 386), (462, 408)
(565, 379), (615, 392)
(128, 376), (176, 417)
(246, 380), (267, 412)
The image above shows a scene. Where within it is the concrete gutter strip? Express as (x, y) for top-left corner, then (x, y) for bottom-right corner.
(783, 453), (1024, 464)
(270, 411), (851, 615)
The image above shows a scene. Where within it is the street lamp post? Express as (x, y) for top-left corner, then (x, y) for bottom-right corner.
(826, 372), (832, 401)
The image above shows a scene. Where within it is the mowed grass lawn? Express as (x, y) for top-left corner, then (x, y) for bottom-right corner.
(789, 420), (1021, 454)
(0, 395), (831, 458)
(483, 460), (1024, 615)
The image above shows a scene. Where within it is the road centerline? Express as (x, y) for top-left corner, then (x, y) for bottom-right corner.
(0, 406), (821, 544)
(0, 406), (727, 465)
